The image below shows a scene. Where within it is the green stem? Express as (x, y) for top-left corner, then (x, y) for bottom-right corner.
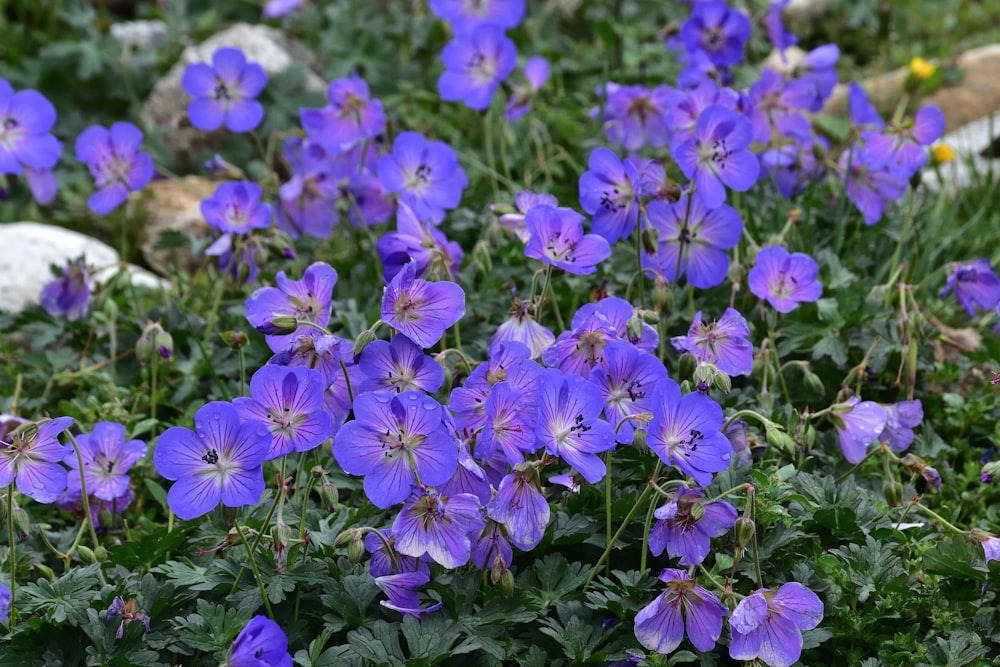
(604, 452), (612, 577)
(7, 486), (15, 621)
(915, 504), (968, 536)
(234, 518), (275, 619)
(230, 496), (280, 595)
(585, 484), (652, 590)
(638, 487), (658, 574)
(66, 433), (100, 549)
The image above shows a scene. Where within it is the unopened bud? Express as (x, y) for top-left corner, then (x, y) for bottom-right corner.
(94, 545), (108, 562)
(347, 534), (366, 563)
(982, 461), (1000, 483)
(713, 370), (732, 394)
(352, 328), (378, 358)
(222, 331), (249, 351)
(490, 554), (506, 585)
(334, 529), (358, 549)
(271, 522), (292, 552)
(441, 366), (454, 394)
(766, 427), (796, 455)
(693, 361), (713, 387)
(320, 482), (339, 511)
(77, 545), (97, 564)
(626, 315), (645, 344)
(98, 508), (113, 528)
(136, 321), (174, 365)
(264, 315), (299, 336)
(311, 465), (327, 479)
(12, 507), (28, 537)
(641, 227), (659, 255)
(632, 427), (648, 454)
(802, 423), (816, 448)
(34, 563), (56, 582)
(735, 516), (756, 549)
(652, 278), (673, 313)
(678, 353), (696, 381)
(500, 569), (515, 597)
(804, 373), (825, 395)
(883, 480), (903, 506)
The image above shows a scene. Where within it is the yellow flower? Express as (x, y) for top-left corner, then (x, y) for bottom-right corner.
(931, 143), (956, 164)
(909, 57), (936, 81)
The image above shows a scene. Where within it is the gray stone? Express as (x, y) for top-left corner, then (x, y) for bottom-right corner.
(110, 20), (169, 51)
(141, 23), (326, 153)
(0, 222), (165, 315)
(139, 176), (219, 275)
(923, 112), (1000, 191)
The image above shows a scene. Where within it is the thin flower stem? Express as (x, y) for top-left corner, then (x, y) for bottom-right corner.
(634, 225), (646, 309)
(546, 268), (566, 331)
(750, 494), (764, 589)
(7, 486), (15, 621)
(361, 527), (401, 574)
(230, 494), (280, 595)
(639, 488), (658, 574)
(65, 433), (100, 549)
(585, 483), (652, 590)
(709, 483), (750, 503)
(915, 503), (969, 536)
(234, 518), (274, 620)
(768, 330), (792, 404)
(835, 444), (882, 483)
(723, 409), (779, 433)
(604, 452), (612, 577)
(238, 347), (247, 397)
(339, 359), (354, 403)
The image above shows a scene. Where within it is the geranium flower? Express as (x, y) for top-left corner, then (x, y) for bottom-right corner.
(524, 205), (611, 275)
(671, 308), (753, 376)
(589, 339), (669, 444)
(647, 487), (737, 565)
(634, 569), (727, 654)
(64, 421), (146, 502)
(831, 397), (886, 464)
(596, 83), (672, 151)
(478, 381), (538, 464)
(182, 47), (267, 133)
(332, 391), (458, 508)
(428, 0), (525, 32)
(864, 105), (945, 179)
(488, 294), (555, 359)
(381, 262), (466, 349)
(375, 570), (443, 617)
(506, 56), (551, 121)
(578, 147), (641, 244)
(376, 131), (468, 224)
(392, 489), (485, 568)
(153, 402), (270, 520)
(647, 379), (731, 487)
(940, 259), (1000, 316)
(75, 122), (154, 214)
(40, 260), (91, 322)
(200, 181), (272, 234)
(486, 467), (550, 550)
(747, 245), (822, 313)
(233, 365), (332, 460)
(729, 582), (824, 667)
(300, 73), (386, 152)
(672, 105), (759, 208)
(0, 417), (75, 503)
(838, 147), (906, 226)
(229, 615), (293, 667)
(878, 400), (923, 453)
(438, 23), (517, 111)
(0, 78), (61, 203)
(245, 262), (338, 351)
(357, 334), (444, 395)
(679, 1), (751, 66)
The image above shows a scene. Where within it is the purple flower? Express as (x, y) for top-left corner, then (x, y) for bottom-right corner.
(664, 82), (740, 148)
(506, 55), (551, 121)
(375, 570), (443, 616)
(429, 0), (525, 32)
(376, 201), (463, 283)
(300, 73), (386, 152)
(348, 172), (395, 227)
(23, 166), (59, 205)
(333, 391), (458, 509)
(535, 369), (616, 483)
(595, 84), (672, 151)
(838, 148), (907, 226)
(233, 365), (333, 460)
(75, 122), (154, 214)
(644, 194), (742, 289)
(634, 569), (727, 654)
(878, 400), (923, 453)
(486, 467), (550, 550)
(940, 259), (1000, 316)
(647, 379), (731, 487)
(471, 519), (514, 572)
(437, 444), (492, 503)
(972, 530), (1000, 564)
(647, 487), (737, 565)
(479, 381), (538, 464)
(364, 529), (427, 577)
(496, 190), (558, 242)
(0, 417), (74, 503)
(864, 105), (945, 179)
(206, 233), (262, 284)
(673, 105), (759, 208)
(671, 308), (753, 376)
(747, 245), (822, 313)
(182, 47), (267, 133)
(263, 0), (302, 18)
(104, 596), (151, 639)
(357, 334), (444, 395)
(377, 131), (468, 224)
(760, 137), (825, 199)
(451, 340), (541, 436)
(245, 262), (338, 352)
(200, 181), (272, 234)
(392, 489), (485, 568)
(763, 0), (798, 62)
(726, 418), (752, 466)
(730, 583), (823, 667)
(589, 339), (669, 444)
(746, 70), (813, 144)
(40, 260), (91, 321)
(64, 422), (146, 502)
(795, 45), (840, 112)
(542, 312), (617, 377)
(572, 296), (659, 352)
(848, 83), (884, 131)
(679, 2), (751, 66)
(832, 397), (887, 464)
(489, 294), (555, 359)
(524, 205), (611, 275)
(153, 402), (270, 520)
(578, 148), (641, 244)
(381, 262), (466, 349)
(438, 24), (517, 111)
(0, 79), (61, 180)
(229, 615), (293, 667)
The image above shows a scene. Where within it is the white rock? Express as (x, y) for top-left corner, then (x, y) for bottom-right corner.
(0, 222), (167, 315)
(923, 112), (1000, 191)
(110, 20), (169, 51)
(784, 0), (835, 21)
(141, 23), (326, 152)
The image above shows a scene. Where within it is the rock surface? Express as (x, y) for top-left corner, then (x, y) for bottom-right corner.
(0, 222), (163, 315)
(141, 23), (326, 152)
(139, 176), (219, 275)
(784, 0), (835, 21)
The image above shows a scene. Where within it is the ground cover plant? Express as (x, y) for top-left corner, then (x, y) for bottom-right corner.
(3, 0), (1000, 665)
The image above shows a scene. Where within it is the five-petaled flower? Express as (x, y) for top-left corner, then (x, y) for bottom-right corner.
(747, 245), (822, 313)
(182, 47), (267, 133)
(0, 417), (75, 504)
(634, 568), (728, 655)
(75, 122), (154, 214)
(729, 582), (824, 667)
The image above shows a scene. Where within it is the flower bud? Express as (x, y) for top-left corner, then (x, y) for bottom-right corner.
(98, 508), (113, 529)
(652, 277), (673, 313)
(678, 353), (696, 381)
(713, 370), (732, 394)
(692, 361), (713, 387)
(311, 465), (328, 478)
(334, 528), (359, 549)
(766, 427), (796, 456)
(12, 506), (28, 537)
(734, 516), (756, 550)
(34, 563), (56, 582)
(94, 545), (108, 562)
(262, 315), (300, 337)
(489, 554), (506, 585)
(221, 330), (249, 351)
(500, 569), (515, 597)
(982, 461), (1000, 483)
(320, 481), (339, 512)
(441, 365), (454, 395)
(626, 314), (645, 345)
(632, 426), (648, 454)
(804, 372), (825, 395)
(347, 534), (366, 563)
(883, 480), (903, 506)
(802, 423), (816, 448)
(641, 227), (659, 255)
(271, 522), (292, 554)
(77, 545), (97, 564)
(352, 328), (378, 358)
(136, 321), (174, 366)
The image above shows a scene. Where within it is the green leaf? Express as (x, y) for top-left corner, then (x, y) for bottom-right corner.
(923, 536), (985, 580)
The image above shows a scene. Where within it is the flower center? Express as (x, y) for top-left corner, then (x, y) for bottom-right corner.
(214, 83), (231, 101)
(201, 448), (219, 464)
